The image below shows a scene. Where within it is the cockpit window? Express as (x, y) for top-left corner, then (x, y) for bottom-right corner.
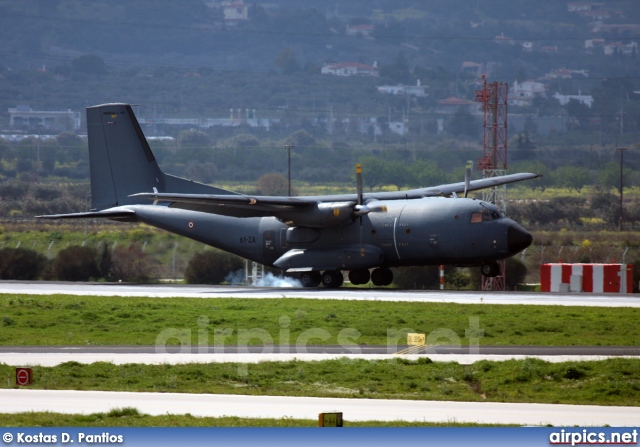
(471, 209), (501, 223)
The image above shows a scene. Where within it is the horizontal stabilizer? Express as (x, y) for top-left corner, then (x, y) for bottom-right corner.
(37, 209), (136, 220)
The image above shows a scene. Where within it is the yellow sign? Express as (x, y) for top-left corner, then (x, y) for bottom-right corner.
(319, 412), (343, 427)
(407, 333), (426, 346)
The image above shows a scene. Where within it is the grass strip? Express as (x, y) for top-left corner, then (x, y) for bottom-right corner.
(2, 358), (639, 407)
(0, 408), (506, 427)
(1, 294), (639, 346)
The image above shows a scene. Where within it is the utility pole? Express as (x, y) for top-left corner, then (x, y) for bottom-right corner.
(617, 147), (628, 231)
(284, 144), (294, 196)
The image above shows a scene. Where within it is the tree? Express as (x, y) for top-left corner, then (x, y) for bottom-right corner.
(110, 244), (154, 282)
(380, 51), (412, 84)
(0, 248), (46, 280)
(96, 242), (113, 280)
(555, 166), (592, 192)
(52, 246), (99, 281)
(566, 98), (590, 130)
(287, 130), (315, 148)
(56, 132), (85, 164)
(373, 19), (405, 45)
(256, 173), (290, 195)
(177, 129), (212, 162)
(233, 134), (260, 149)
(71, 55), (107, 75)
(505, 258), (528, 290)
(274, 48), (300, 74)
(184, 251), (244, 284)
(0, 139), (13, 161)
(360, 156), (407, 190)
(598, 162), (634, 192)
(449, 107), (479, 139)
(409, 160), (448, 187)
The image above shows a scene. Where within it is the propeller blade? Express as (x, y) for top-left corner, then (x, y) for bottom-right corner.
(356, 163), (364, 206)
(464, 160), (472, 198)
(357, 164), (365, 257)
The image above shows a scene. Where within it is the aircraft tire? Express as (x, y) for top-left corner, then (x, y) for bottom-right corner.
(300, 271), (321, 288)
(481, 262), (500, 277)
(321, 270), (344, 288)
(348, 269), (370, 285)
(371, 267), (393, 286)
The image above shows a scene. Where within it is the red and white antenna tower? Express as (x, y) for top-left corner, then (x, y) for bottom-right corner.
(474, 76), (509, 291)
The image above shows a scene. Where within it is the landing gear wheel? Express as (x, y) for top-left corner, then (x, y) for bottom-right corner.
(481, 262), (500, 277)
(348, 269), (371, 285)
(299, 271), (321, 288)
(371, 267), (393, 286)
(321, 270), (344, 288)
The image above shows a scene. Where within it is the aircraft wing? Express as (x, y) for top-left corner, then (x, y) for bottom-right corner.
(128, 192), (316, 218)
(129, 172), (540, 223)
(390, 172), (542, 199)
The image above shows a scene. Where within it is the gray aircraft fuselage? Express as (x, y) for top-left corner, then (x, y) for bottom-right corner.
(124, 196), (525, 269)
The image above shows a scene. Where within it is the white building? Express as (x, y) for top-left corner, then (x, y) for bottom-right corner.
(8, 105), (81, 131)
(509, 80), (546, 107)
(553, 92), (594, 108)
(377, 80), (428, 97)
(321, 62), (379, 77)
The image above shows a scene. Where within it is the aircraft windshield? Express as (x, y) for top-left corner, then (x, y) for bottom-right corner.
(470, 209), (502, 223)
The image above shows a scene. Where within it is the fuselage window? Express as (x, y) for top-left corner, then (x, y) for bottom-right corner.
(471, 213), (482, 223)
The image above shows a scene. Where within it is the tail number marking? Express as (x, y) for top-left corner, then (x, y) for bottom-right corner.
(240, 236), (256, 244)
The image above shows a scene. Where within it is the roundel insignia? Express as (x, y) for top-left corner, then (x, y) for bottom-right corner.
(187, 220), (195, 230)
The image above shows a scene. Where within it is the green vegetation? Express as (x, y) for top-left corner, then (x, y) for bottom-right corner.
(0, 294), (638, 346)
(0, 410), (503, 427)
(1, 358), (639, 406)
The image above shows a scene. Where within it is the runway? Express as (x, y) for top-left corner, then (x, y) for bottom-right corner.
(1, 281), (639, 307)
(1, 345), (638, 366)
(2, 389), (639, 426)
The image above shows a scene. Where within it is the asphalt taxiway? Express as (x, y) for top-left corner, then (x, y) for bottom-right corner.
(1, 345), (639, 367)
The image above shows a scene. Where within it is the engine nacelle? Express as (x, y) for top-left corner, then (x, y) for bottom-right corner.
(276, 202), (356, 227)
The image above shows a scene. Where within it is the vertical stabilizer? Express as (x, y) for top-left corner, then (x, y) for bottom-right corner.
(87, 103), (165, 210)
(87, 103), (232, 211)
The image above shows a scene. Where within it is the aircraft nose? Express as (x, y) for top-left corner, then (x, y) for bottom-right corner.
(508, 223), (533, 254)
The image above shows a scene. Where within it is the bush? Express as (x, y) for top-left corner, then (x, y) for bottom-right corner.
(110, 243), (154, 283)
(52, 246), (99, 281)
(0, 248), (47, 280)
(391, 265), (440, 289)
(184, 250), (244, 284)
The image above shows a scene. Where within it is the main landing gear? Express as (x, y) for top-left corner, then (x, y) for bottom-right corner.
(299, 268), (393, 288)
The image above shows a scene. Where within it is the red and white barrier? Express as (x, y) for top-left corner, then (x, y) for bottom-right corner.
(540, 263), (633, 293)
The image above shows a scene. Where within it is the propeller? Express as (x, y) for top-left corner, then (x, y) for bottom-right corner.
(464, 160), (472, 198)
(354, 164), (370, 256)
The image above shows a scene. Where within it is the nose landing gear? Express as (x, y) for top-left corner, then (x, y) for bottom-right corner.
(481, 262), (501, 277)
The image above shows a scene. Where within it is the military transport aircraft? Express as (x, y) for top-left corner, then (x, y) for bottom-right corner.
(39, 103), (539, 288)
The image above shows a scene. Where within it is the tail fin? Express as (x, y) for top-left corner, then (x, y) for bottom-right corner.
(87, 103), (230, 211)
